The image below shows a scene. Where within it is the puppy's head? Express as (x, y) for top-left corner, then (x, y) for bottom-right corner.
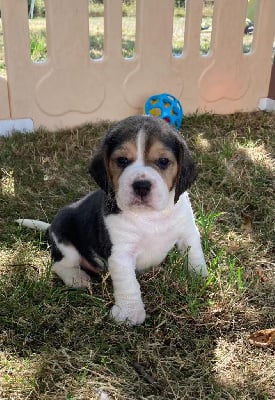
(89, 116), (197, 211)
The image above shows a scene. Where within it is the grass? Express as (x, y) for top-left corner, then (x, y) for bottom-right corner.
(0, 112), (275, 399)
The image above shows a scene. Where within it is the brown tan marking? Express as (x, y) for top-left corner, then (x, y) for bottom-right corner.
(146, 140), (178, 191)
(108, 141), (138, 191)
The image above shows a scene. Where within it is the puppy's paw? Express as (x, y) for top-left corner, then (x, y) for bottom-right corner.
(70, 269), (92, 289)
(189, 263), (208, 278)
(111, 302), (146, 325)
(53, 264), (92, 289)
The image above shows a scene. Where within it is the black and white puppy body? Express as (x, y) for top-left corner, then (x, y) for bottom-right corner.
(19, 116), (207, 325)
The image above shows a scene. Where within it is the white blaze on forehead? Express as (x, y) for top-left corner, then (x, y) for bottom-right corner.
(116, 128), (171, 211)
(136, 129), (146, 165)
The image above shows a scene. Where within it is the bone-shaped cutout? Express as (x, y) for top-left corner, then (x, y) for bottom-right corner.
(35, 66), (105, 116)
(124, 61), (183, 110)
(199, 59), (251, 103)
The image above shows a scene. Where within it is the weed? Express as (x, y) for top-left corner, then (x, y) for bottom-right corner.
(196, 208), (223, 253)
(29, 27), (47, 62)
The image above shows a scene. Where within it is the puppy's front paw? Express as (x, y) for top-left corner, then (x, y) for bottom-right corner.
(189, 263), (208, 278)
(70, 270), (92, 289)
(53, 264), (92, 289)
(111, 302), (146, 325)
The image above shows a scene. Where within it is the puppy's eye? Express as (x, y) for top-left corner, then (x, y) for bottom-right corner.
(116, 157), (131, 169)
(155, 158), (170, 170)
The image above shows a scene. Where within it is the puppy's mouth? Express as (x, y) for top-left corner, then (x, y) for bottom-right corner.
(129, 179), (154, 208)
(130, 196), (152, 208)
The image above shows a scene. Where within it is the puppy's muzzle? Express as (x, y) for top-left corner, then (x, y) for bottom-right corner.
(132, 180), (152, 198)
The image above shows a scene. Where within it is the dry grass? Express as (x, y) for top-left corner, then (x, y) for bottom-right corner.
(0, 112), (274, 399)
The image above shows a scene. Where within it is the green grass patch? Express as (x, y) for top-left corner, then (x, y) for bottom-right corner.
(30, 30), (47, 62)
(0, 112), (274, 399)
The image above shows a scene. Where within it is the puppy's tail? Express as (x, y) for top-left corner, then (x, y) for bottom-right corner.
(15, 219), (50, 231)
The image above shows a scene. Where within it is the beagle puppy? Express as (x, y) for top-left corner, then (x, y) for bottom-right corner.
(18, 115), (207, 325)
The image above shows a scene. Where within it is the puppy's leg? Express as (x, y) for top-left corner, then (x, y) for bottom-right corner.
(177, 197), (208, 277)
(52, 239), (91, 289)
(108, 252), (146, 325)
(177, 227), (207, 277)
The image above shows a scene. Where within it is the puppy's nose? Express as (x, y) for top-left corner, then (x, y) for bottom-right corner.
(132, 180), (152, 197)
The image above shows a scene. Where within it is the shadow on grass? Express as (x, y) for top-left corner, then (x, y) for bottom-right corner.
(0, 122), (109, 245)
(0, 263), (273, 399)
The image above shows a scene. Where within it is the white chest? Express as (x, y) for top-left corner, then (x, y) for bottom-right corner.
(105, 207), (183, 271)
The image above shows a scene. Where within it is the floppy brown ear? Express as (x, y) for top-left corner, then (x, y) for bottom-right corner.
(89, 145), (111, 193)
(174, 136), (198, 203)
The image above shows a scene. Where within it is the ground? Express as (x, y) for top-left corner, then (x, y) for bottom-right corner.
(0, 112), (274, 399)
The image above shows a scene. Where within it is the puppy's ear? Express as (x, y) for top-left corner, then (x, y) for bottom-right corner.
(89, 145), (111, 193)
(174, 136), (198, 203)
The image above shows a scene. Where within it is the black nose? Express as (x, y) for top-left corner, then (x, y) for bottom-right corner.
(132, 180), (152, 197)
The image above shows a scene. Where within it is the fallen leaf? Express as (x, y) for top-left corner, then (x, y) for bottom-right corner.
(248, 328), (275, 349)
(255, 268), (269, 282)
(240, 213), (253, 233)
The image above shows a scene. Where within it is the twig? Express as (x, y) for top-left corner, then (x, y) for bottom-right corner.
(132, 361), (162, 391)
(2, 263), (39, 271)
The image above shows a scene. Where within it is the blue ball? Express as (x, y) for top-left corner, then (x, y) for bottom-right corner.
(144, 93), (183, 129)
